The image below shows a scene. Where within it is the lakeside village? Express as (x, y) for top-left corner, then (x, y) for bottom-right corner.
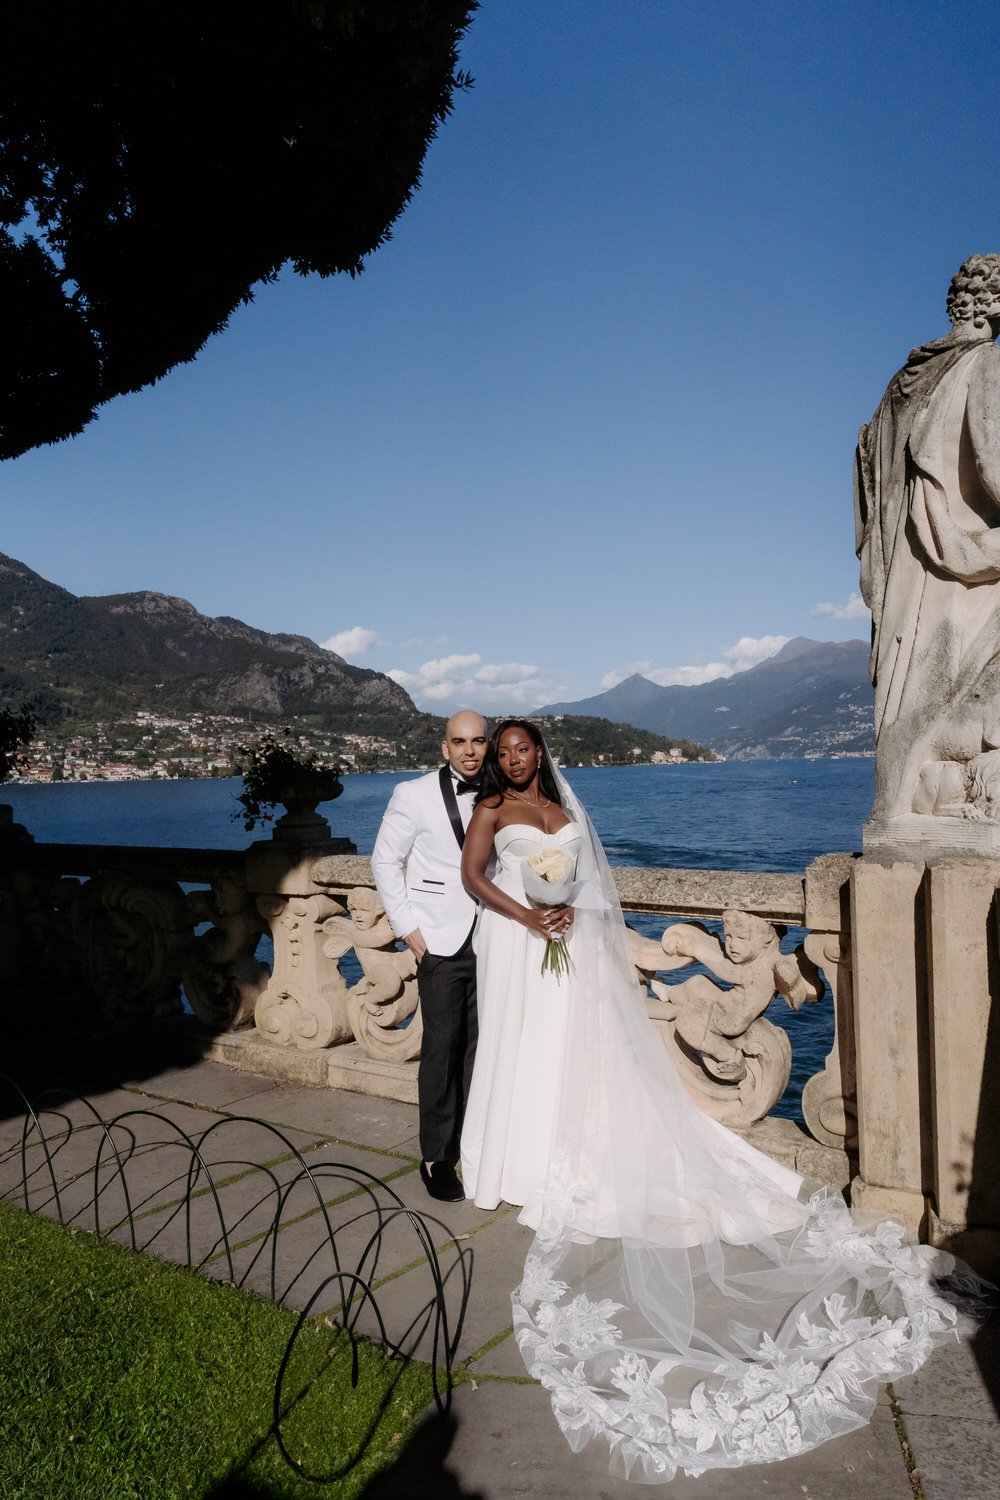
(13, 710), (714, 785)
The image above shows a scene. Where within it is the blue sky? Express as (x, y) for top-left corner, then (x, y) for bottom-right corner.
(4, 0), (999, 713)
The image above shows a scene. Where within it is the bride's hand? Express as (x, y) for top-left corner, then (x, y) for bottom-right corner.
(522, 905), (573, 938)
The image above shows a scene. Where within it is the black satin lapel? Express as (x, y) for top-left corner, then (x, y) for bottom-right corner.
(439, 764), (466, 850)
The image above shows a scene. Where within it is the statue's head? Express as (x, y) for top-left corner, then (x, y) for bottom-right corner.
(947, 255), (1000, 329)
(722, 909), (777, 965)
(347, 886), (384, 931)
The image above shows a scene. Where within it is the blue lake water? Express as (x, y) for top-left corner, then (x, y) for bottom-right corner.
(3, 759), (874, 1123)
(4, 758), (874, 867)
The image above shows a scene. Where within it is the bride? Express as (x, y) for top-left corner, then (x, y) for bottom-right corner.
(458, 719), (978, 1483)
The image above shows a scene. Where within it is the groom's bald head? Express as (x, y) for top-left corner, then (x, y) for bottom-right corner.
(442, 710), (488, 779)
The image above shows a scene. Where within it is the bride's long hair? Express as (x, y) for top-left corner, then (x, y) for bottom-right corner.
(476, 718), (563, 807)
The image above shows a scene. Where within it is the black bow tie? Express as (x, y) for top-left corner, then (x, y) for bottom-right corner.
(454, 778), (477, 795)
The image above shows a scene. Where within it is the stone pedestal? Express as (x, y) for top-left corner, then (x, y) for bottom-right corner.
(864, 814), (1000, 861)
(925, 859), (1000, 1274)
(850, 852), (1000, 1274)
(850, 858), (930, 1232)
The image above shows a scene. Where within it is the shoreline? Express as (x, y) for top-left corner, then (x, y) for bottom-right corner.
(6, 749), (874, 792)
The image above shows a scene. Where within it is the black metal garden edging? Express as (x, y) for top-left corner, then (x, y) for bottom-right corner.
(0, 1072), (468, 1482)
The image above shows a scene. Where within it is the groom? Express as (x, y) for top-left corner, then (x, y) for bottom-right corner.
(371, 709), (488, 1202)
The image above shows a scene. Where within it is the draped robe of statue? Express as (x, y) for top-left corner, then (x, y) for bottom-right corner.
(855, 334), (1000, 821)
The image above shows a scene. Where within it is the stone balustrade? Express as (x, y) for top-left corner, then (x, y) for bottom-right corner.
(2, 839), (270, 1029)
(0, 809), (856, 1189)
(313, 853), (854, 1137)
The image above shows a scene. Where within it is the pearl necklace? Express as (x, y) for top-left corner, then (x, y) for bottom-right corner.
(504, 787), (550, 808)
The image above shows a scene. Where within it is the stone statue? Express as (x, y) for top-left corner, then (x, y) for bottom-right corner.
(654, 911), (820, 1074)
(856, 254), (1000, 830)
(631, 911), (821, 1126)
(322, 887), (422, 1061)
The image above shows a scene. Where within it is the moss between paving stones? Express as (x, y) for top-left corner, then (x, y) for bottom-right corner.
(0, 1201), (436, 1499)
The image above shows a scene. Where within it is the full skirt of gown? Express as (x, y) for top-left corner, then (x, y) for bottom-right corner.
(459, 821), (982, 1484)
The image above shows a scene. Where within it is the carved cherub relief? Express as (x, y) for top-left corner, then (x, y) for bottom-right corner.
(654, 910), (820, 1081)
(322, 887), (418, 1034)
(629, 909), (822, 1126)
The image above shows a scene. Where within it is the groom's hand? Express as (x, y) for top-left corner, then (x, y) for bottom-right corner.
(403, 928), (428, 963)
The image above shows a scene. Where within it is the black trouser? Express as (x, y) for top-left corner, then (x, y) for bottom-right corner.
(416, 935), (478, 1165)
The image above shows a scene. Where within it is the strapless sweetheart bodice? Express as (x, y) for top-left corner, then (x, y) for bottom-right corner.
(492, 820), (581, 876)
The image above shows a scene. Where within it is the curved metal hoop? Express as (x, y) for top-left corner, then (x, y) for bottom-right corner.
(0, 1076), (464, 1481)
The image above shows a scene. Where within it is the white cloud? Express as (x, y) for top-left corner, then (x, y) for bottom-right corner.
(321, 625), (381, 659)
(387, 653), (548, 709)
(418, 653), (481, 684)
(810, 592), (869, 621)
(474, 662), (541, 685)
(723, 634), (791, 668)
(600, 634), (790, 691)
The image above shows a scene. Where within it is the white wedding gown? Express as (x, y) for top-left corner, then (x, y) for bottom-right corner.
(459, 796), (980, 1484)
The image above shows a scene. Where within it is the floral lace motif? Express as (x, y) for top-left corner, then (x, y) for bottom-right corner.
(512, 1204), (969, 1482)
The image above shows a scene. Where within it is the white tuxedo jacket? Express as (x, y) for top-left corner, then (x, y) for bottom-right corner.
(371, 768), (478, 957)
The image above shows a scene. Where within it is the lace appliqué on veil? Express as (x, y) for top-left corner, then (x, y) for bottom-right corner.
(512, 1201), (965, 1482)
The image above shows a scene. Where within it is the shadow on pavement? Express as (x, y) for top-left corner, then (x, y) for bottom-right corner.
(0, 1002), (213, 1123)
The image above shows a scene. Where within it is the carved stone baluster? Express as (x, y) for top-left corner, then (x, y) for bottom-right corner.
(72, 871), (188, 1019)
(254, 891), (353, 1050)
(3, 869), (82, 995)
(182, 872), (269, 1030)
(801, 931), (857, 1150)
(246, 824), (357, 1052)
(799, 854), (858, 1152)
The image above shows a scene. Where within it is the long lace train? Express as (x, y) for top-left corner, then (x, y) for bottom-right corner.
(503, 764), (982, 1483)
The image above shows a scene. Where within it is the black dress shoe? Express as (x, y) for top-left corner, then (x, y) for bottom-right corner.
(419, 1161), (465, 1203)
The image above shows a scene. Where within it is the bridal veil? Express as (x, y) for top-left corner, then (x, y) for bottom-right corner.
(509, 747), (977, 1482)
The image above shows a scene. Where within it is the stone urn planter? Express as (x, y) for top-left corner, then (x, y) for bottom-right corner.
(234, 733), (345, 846)
(271, 767), (343, 843)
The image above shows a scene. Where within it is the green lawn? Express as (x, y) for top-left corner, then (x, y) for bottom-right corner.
(0, 1201), (438, 1499)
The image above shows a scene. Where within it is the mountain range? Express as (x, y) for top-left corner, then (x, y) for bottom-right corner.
(535, 638), (874, 759)
(0, 552), (415, 731)
(1, 552), (874, 759)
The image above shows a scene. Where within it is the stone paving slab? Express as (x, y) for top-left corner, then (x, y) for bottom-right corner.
(47, 1141), (200, 1232)
(340, 1248), (476, 1367)
(124, 1057), (279, 1110)
(341, 1217), (506, 1369)
(432, 1383), (915, 1500)
(248, 1084), (421, 1153)
(0, 1085), (146, 1146)
(115, 1138), (417, 1286)
(0, 1106), (230, 1221)
(465, 1329), (529, 1379)
(5, 1109), (328, 1215)
(362, 1206), (526, 1370)
(899, 1412), (1000, 1500)
(895, 1317), (1000, 1419)
(0, 1086), (228, 1156)
(894, 1317), (1000, 1500)
(255, 1192), (473, 1321)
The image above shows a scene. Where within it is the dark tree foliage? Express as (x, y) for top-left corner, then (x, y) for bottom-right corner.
(0, 1), (476, 460)
(0, 704), (37, 783)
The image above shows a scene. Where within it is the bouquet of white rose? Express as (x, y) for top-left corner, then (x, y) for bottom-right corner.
(521, 847), (579, 980)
